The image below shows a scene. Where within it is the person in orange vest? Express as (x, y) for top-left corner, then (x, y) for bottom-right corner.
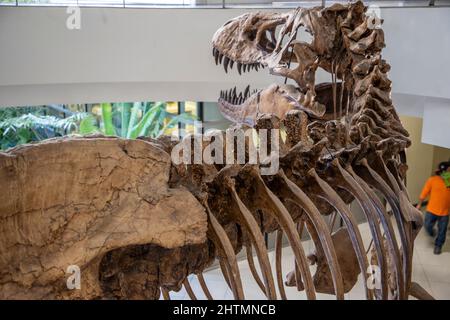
(416, 161), (450, 255)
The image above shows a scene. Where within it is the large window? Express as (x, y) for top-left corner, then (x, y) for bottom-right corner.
(0, 101), (213, 150)
(164, 101), (204, 137)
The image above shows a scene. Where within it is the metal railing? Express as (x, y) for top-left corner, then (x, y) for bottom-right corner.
(1, 0), (449, 8)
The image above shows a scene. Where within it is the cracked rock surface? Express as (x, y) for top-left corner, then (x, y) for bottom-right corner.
(0, 136), (207, 299)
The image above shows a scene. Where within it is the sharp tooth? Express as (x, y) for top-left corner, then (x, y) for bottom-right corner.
(214, 50), (220, 65)
(255, 64), (259, 71)
(223, 57), (230, 73)
(219, 53), (224, 65)
(229, 60), (234, 70)
(224, 90), (228, 101)
(237, 63), (242, 75)
(232, 87), (237, 99)
(228, 88), (233, 101)
(212, 47), (216, 57)
(244, 85), (250, 98)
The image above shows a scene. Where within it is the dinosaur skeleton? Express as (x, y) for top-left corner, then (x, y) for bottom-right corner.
(0, 1), (434, 300)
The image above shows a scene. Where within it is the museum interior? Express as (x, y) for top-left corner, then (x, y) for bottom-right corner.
(0, 0), (449, 301)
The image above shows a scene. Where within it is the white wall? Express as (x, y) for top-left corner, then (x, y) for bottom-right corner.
(400, 115), (435, 203)
(392, 93), (450, 149)
(0, 7), (285, 106)
(422, 97), (450, 149)
(0, 6), (449, 106)
(382, 7), (450, 100)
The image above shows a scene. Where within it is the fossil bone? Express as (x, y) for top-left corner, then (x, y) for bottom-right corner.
(0, 1), (432, 300)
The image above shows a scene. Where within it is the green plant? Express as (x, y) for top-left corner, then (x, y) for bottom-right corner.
(0, 101), (197, 150)
(0, 106), (46, 121)
(79, 102), (196, 139)
(0, 113), (88, 150)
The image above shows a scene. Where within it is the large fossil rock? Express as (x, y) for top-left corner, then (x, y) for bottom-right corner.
(0, 137), (207, 299)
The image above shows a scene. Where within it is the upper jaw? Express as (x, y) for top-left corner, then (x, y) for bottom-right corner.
(212, 46), (265, 75)
(211, 12), (293, 74)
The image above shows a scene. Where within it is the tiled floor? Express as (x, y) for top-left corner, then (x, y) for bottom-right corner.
(162, 222), (450, 300)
